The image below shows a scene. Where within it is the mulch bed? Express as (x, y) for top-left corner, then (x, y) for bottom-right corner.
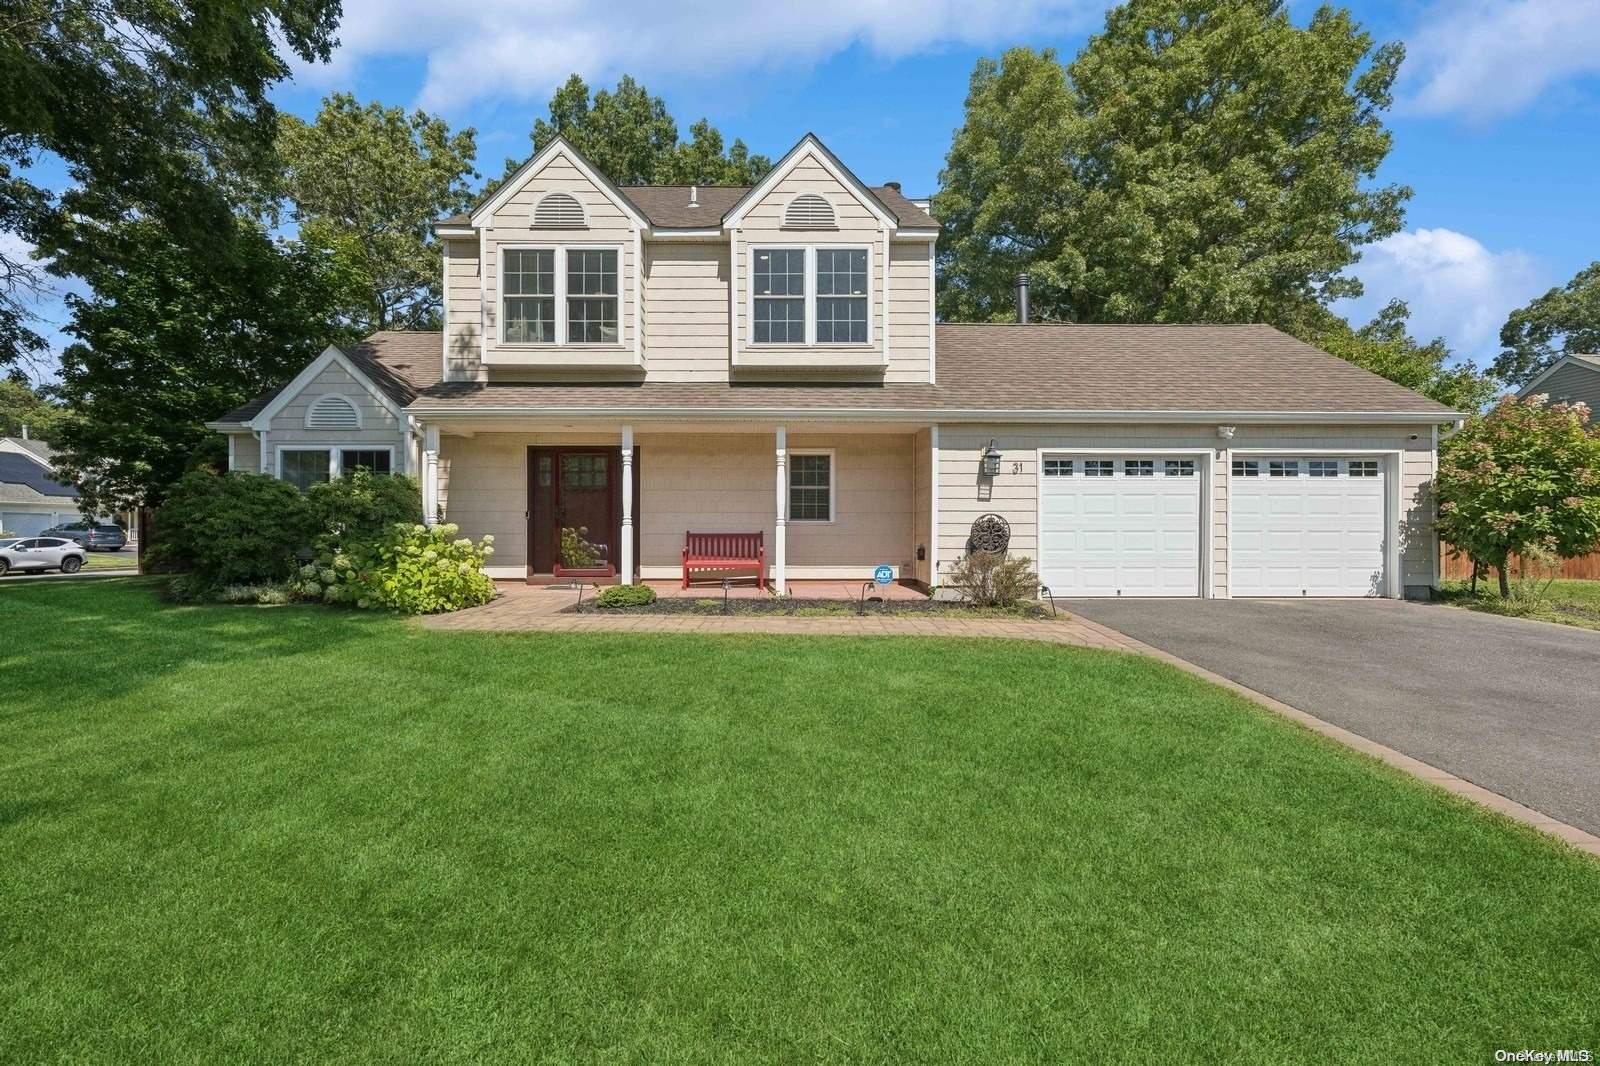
(567, 596), (1054, 619)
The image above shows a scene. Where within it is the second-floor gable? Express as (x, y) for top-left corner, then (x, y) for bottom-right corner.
(439, 133), (936, 386)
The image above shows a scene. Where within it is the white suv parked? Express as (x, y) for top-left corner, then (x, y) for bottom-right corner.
(0, 537), (86, 575)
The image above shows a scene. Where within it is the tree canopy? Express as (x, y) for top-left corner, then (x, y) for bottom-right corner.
(1495, 261), (1600, 387)
(0, 378), (67, 440)
(0, 0), (341, 371)
(278, 94), (480, 333)
(521, 75), (771, 186)
(1311, 301), (1499, 412)
(1437, 395), (1600, 596)
(48, 219), (356, 512)
(935, 1), (1408, 329)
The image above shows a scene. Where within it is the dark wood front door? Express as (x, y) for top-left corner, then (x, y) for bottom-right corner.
(526, 447), (637, 581)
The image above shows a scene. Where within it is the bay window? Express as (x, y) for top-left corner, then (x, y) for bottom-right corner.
(750, 246), (871, 346)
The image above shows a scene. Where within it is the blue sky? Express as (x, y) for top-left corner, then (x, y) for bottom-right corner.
(15, 0), (1600, 382)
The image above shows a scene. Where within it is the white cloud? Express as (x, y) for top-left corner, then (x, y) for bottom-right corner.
(303, 0), (1098, 112)
(1400, 0), (1600, 121)
(1340, 227), (1545, 361)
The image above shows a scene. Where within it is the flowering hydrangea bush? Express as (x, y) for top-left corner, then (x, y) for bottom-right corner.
(291, 522), (495, 614)
(1438, 395), (1600, 596)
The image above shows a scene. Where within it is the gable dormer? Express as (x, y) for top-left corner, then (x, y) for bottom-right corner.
(460, 136), (646, 374)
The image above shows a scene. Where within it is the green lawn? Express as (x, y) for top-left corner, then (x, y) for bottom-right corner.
(84, 549), (138, 570)
(2, 580), (1595, 1062)
(1438, 577), (1600, 631)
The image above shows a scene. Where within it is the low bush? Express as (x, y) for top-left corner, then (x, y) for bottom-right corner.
(594, 584), (657, 609)
(945, 551), (1040, 608)
(218, 583), (293, 605)
(306, 471), (421, 554)
(292, 522), (496, 614)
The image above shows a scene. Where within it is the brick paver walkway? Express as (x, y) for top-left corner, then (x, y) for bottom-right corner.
(419, 584), (1133, 649)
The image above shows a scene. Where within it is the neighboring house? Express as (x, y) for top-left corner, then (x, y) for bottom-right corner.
(1516, 353), (1600, 412)
(0, 438), (83, 536)
(208, 133), (1456, 599)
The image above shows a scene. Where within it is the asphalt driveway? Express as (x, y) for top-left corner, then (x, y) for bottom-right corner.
(1065, 598), (1600, 837)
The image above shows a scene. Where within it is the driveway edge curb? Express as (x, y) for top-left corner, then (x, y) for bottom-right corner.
(1070, 614), (1600, 860)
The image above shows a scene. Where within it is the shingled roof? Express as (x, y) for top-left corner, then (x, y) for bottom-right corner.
(213, 332), (445, 425)
(436, 183), (933, 231)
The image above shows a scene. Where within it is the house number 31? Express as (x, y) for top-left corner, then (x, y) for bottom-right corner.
(1010, 462), (1024, 474)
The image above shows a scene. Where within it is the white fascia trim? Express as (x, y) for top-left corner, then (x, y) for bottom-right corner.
(1517, 353), (1600, 396)
(472, 136), (646, 229)
(895, 230), (940, 241)
(723, 136), (897, 230)
(402, 406), (1464, 425)
(434, 226), (476, 237)
(203, 421), (249, 432)
(247, 346), (403, 432)
(644, 228), (724, 239)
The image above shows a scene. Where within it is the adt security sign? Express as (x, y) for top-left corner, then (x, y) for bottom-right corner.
(872, 565), (894, 586)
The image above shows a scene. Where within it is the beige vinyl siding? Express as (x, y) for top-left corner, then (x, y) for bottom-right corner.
(482, 155), (636, 360)
(734, 159), (886, 368)
(937, 423), (1437, 596)
(444, 237), (484, 380)
(1528, 362), (1600, 411)
(887, 240), (933, 383)
(911, 426), (933, 584)
(640, 242), (730, 380)
(230, 433), (260, 473)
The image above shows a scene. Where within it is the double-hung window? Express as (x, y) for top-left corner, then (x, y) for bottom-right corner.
(277, 447), (393, 491)
(751, 246), (871, 345)
(788, 452), (833, 523)
(502, 247), (618, 345)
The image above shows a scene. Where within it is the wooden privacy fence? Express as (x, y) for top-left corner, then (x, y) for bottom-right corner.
(1439, 544), (1600, 581)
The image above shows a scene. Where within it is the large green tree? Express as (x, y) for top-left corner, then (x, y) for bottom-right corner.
(278, 94), (480, 334)
(49, 219), (357, 512)
(0, 378), (67, 440)
(520, 75), (771, 186)
(0, 0), (341, 370)
(935, 1), (1408, 327)
(1312, 301), (1499, 412)
(1495, 261), (1600, 387)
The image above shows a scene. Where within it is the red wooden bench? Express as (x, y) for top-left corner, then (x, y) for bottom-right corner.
(682, 531), (765, 589)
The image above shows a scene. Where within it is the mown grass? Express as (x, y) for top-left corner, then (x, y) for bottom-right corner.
(1, 579), (1595, 1063)
(1437, 577), (1600, 631)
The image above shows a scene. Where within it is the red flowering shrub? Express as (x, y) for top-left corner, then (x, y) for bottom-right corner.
(1438, 395), (1600, 595)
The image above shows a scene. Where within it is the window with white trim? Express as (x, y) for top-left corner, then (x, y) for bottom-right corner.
(1232, 459), (1260, 477)
(341, 449), (391, 475)
(1268, 460), (1300, 477)
(1084, 459), (1115, 477)
(1164, 459), (1196, 477)
(788, 452), (833, 522)
(1124, 459), (1155, 477)
(750, 245), (872, 346)
(1043, 458), (1073, 477)
(501, 246), (620, 345)
(753, 249), (806, 344)
(504, 249), (555, 343)
(1348, 459), (1379, 477)
(1308, 460), (1339, 477)
(280, 450), (332, 492)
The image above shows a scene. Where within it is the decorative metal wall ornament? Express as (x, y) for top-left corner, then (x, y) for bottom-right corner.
(968, 513), (1011, 554)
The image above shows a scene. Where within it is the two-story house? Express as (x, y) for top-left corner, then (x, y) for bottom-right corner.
(209, 133), (1457, 599)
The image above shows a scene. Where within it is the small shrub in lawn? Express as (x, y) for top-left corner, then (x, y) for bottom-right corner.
(292, 523), (496, 614)
(594, 585), (656, 609)
(945, 551), (1040, 607)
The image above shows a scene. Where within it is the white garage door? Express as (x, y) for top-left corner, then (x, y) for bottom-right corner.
(1230, 457), (1387, 597)
(1, 511), (57, 537)
(1039, 456), (1202, 597)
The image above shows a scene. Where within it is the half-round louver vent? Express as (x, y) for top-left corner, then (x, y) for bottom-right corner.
(533, 192), (587, 228)
(783, 193), (836, 228)
(305, 394), (361, 430)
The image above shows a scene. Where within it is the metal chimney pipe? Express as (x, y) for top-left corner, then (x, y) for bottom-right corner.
(1014, 273), (1031, 324)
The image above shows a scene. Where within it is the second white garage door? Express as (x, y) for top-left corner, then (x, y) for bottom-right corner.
(1038, 456), (1202, 597)
(1229, 457), (1387, 597)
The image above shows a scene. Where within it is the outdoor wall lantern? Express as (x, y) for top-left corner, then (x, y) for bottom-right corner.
(980, 439), (1003, 477)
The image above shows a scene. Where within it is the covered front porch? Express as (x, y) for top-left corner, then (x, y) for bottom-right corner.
(418, 418), (939, 594)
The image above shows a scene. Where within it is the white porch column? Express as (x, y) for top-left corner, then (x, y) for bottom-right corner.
(257, 429), (271, 475)
(928, 424), (940, 585)
(620, 425), (635, 585)
(422, 423), (441, 526)
(774, 424), (787, 594)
